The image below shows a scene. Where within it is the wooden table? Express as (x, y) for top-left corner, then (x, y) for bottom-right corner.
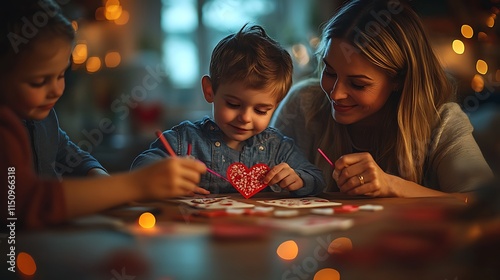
(14, 191), (500, 280)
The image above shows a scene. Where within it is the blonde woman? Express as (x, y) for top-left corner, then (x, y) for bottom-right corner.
(271, 0), (493, 197)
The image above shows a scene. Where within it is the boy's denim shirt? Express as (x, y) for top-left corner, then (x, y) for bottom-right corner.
(131, 117), (325, 196)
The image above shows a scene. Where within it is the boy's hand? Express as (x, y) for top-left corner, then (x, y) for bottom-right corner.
(263, 163), (303, 191)
(136, 157), (208, 198)
(189, 186), (211, 196)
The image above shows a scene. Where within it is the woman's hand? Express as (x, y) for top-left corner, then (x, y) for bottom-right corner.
(263, 163), (304, 191)
(332, 152), (394, 197)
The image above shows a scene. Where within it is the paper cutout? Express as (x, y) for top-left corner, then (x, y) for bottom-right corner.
(176, 196), (255, 209)
(257, 197), (342, 208)
(227, 163), (270, 199)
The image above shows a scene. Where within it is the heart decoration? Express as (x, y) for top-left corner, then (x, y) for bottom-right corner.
(227, 162), (270, 199)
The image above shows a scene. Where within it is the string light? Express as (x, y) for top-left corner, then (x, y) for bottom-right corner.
(461, 24), (473, 38)
(452, 39), (465, 54)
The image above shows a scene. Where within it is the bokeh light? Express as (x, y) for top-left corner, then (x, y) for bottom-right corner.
(17, 252), (36, 276)
(314, 268), (340, 280)
(478, 31), (488, 41)
(86, 57), (102, 73)
(72, 43), (88, 64)
(461, 24), (473, 38)
(452, 40), (465, 54)
(328, 237), (353, 255)
(95, 7), (106, 21)
(138, 212), (156, 229)
(71, 20), (78, 32)
(486, 15), (495, 28)
(105, 51), (121, 68)
(309, 36), (320, 49)
(105, 4), (122, 21)
(291, 44), (310, 66)
(115, 10), (130, 25)
(471, 74), (485, 92)
(476, 59), (488, 74)
(276, 240), (299, 260)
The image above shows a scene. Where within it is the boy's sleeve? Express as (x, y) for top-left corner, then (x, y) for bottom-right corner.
(130, 130), (178, 170)
(55, 128), (107, 177)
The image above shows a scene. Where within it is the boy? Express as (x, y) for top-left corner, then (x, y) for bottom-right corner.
(131, 24), (325, 196)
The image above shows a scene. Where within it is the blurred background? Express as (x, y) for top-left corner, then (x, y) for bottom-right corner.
(54, 0), (500, 174)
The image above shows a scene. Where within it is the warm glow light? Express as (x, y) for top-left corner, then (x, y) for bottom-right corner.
(86, 57), (102, 73)
(466, 224), (482, 242)
(291, 44), (310, 66)
(476, 59), (488, 74)
(452, 40), (465, 54)
(478, 32), (488, 41)
(17, 252), (36, 276)
(328, 237), (353, 255)
(95, 7), (106, 21)
(72, 43), (88, 64)
(71, 21), (78, 31)
(276, 240), (299, 260)
(105, 51), (121, 68)
(309, 37), (320, 48)
(105, 0), (121, 7)
(496, 69), (500, 82)
(471, 74), (485, 92)
(486, 15), (495, 28)
(314, 268), (340, 280)
(105, 5), (123, 21)
(461, 24), (473, 38)
(138, 212), (156, 229)
(114, 10), (130, 25)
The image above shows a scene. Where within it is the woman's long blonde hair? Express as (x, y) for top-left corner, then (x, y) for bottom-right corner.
(309, 0), (455, 189)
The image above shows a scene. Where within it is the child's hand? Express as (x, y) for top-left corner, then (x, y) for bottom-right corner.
(134, 157), (208, 198)
(263, 163), (304, 191)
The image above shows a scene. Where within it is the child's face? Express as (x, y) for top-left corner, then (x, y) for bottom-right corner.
(0, 36), (72, 120)
(202, 77), (278, 150)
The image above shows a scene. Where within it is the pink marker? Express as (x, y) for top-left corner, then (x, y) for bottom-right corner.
(317, 148), (334, 166)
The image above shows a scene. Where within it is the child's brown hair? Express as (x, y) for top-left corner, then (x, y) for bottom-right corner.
(209, 24), (293, 102)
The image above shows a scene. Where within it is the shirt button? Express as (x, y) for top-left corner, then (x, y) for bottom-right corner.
(215, 141), (221, 147)
(210, 126), (215, 130)
(259, 146), (265, 151)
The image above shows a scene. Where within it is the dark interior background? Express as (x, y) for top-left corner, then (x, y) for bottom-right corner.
(54, 0), (500, 175)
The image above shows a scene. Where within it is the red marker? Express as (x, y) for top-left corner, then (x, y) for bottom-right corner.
(155, 130), (176, 157)
(317, 148), (334, 167)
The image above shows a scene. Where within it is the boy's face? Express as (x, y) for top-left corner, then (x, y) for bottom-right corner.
(0, 36), (71, 120)
(202, 76), (278, 150)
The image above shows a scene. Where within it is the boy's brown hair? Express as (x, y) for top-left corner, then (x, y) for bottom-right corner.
(209, 24), (293, 102)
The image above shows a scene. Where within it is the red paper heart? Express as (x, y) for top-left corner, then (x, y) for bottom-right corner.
(227, 163), (270, 199)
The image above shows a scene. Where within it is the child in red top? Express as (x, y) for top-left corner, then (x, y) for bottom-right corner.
(0, 0), (208, 229)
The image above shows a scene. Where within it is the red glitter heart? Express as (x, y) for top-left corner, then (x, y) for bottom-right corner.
(227, 163), (270, 199)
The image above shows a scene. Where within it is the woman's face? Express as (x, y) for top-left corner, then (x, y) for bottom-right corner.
(320, 38), (395, 126)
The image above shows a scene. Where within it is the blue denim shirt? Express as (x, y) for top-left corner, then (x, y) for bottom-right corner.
(22, 109), (107, 180)
(131, 117), (325, 196)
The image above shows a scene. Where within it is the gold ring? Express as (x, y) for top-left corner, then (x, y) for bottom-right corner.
(358, 174), (364, 185)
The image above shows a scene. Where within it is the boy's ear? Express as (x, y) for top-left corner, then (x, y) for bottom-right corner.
(201, 75), (214, 103)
